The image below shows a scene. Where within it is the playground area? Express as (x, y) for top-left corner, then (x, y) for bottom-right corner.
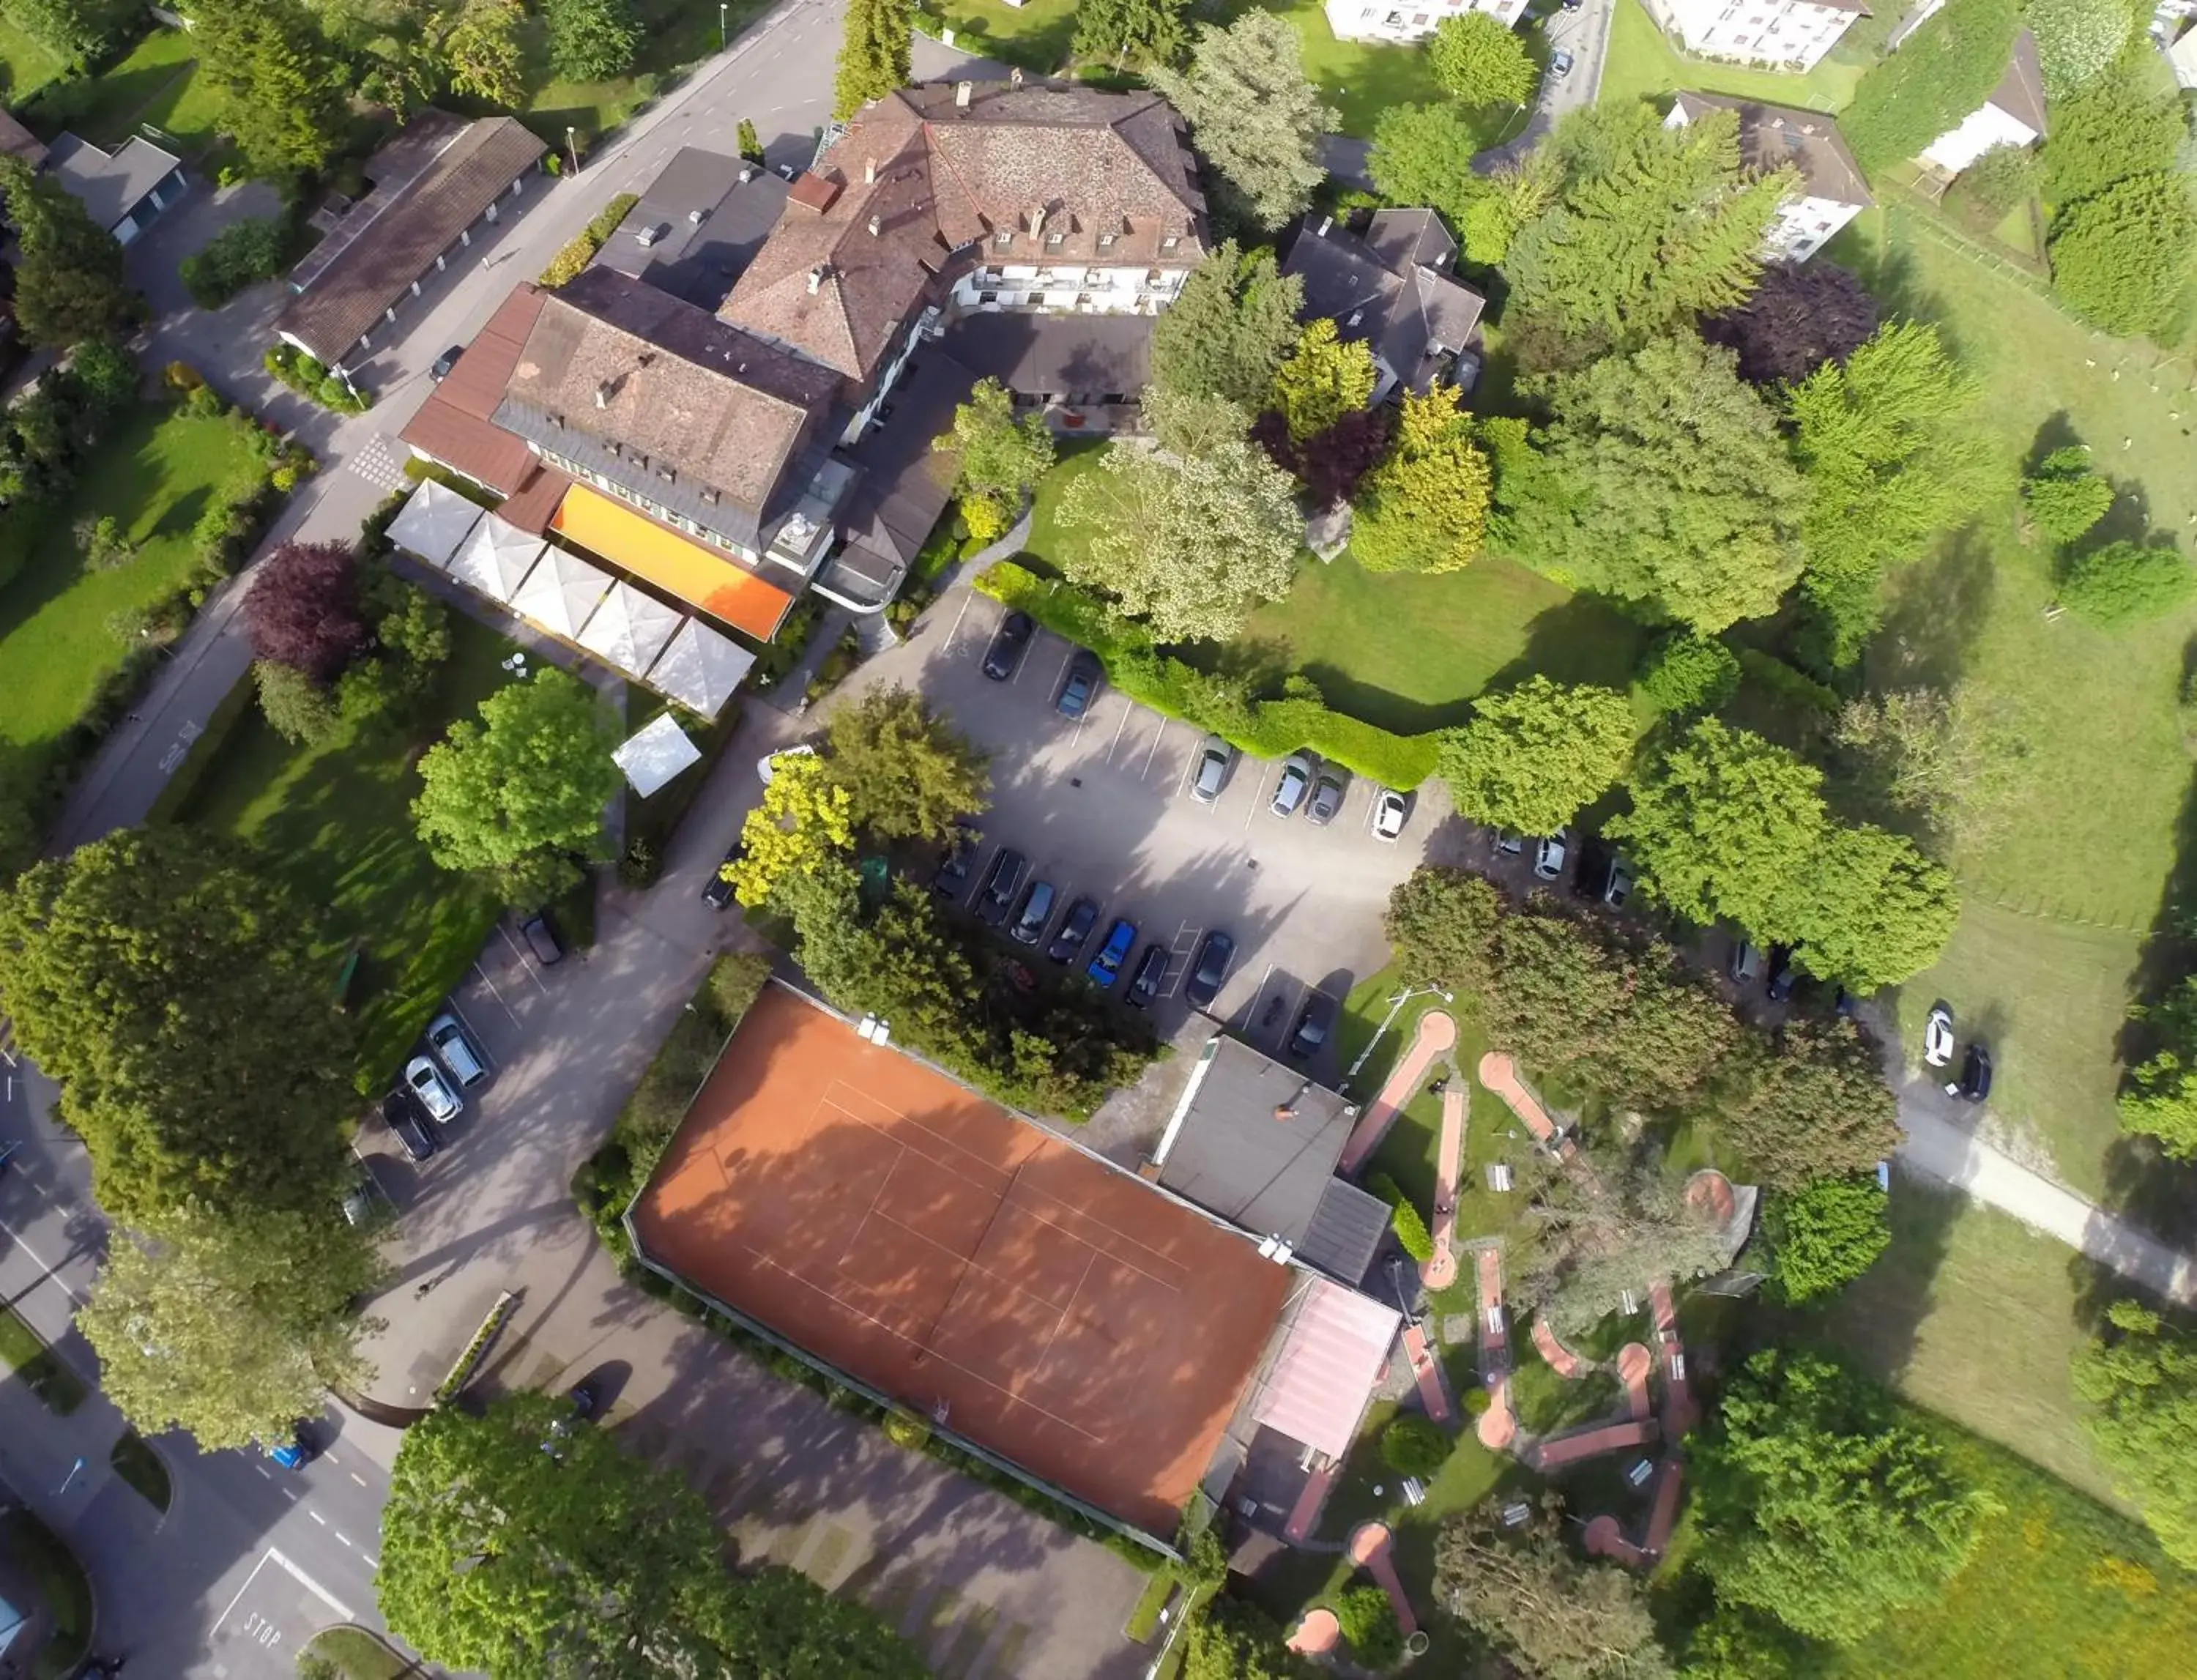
(631, 985), (1294, 1536)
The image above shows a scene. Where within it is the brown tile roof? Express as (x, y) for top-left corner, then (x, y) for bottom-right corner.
(1671, 92), (1873, 211)
(497, 464), (573, 536)
(278, 116), (546, 365)
(719, 78), (1205, 382)
(0, 108), (44, 166)
(399, 284), (548, 494)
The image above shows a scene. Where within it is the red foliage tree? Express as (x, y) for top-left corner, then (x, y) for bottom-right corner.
(1701, 260), (1881, 387)
(244, 540), (369, 683)
(1250, 405), (1391, 508)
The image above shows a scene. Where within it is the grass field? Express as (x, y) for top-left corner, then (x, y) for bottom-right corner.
(176, 616), (514, 1091)
(20, 26), (226, 156)
(297, 1625), (412, 1680)
(0, 1307), (85, 1416)
(511, 0), (745, 147)
(1596, 0), (1864, 112)
(108, 1430), (172, 1511)
(0, 18), (67, 105)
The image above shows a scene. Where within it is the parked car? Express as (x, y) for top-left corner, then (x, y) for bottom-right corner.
(1728, 939), (1763, 985)
(1371, 789), (1410, 842)
(1924, 1003), (1956, 1068)
(1533, 832), (1569, 882)
(1185, 929), (1234, 1008)
(1602, 856), (1635, 910)
(406, 1055), (461, 1123)
(975, 848), (1027, 926)
(1287, 994), (1336, 1062)
(1126, 943), (1169, 1008)
(1192, 735), (1237, 805)
(1306, 769), (1347, 827)
(382, 1090), (436, 1162)
(430, 345), (465, 382)
(1048, 896), (1099, 963)
(1008, 879), (1056, 945)
(428, 1012), (488, 1088)
(756, 743), (817, 786)
(568, 1375), (602, 1419)
(1953, 1041), (1993, 1103)
(1551, 47), (1575, 75)
(1452, 348), (1483, 393)
(266, 1432), (311, 1470)
(981, 610), (1034, 681)
(1087, 918), (1137, 987)
(702, 844), (740, 910)
(1055, 652), (1101, 718)
(1765, 945), (1799, 1004)
(1492, 828), (1525, 859)
(932, 823), (981, 901)
(1271, 751), (1317, 817)
(341, 1166), (390, 1228)
(520, 910), (564, 965)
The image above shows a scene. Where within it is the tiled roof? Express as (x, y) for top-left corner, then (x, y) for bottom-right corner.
(719, 78), (1205, 382)
(1363, 208), (1456, 275)
(278, 115), (545, 364)
(1283, 215), (1485, 390)
(46, 134), (180, 233)
(1670, 92), (1873, 209)
(1988, 28), (2048, 138)
(400, 283), (549, 494)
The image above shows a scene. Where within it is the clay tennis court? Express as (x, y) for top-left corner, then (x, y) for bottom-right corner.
(633, 984), (1293, 1536)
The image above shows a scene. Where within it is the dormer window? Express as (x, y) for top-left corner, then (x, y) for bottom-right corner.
(1098, 231), (1116, 248)
(1161, 235), (1179, 251)
(1046, 231), (1064, 249)
(994, 230), (1011, 248)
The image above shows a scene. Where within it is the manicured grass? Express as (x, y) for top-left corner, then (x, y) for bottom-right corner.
(923, 0), (1082, 73)
(1597, 0), (1864, 112)
(0, 1305), (86, 1416)
(298, 1626), (413, 1680)
(175, 615), (515, 1091)
(0, 1509), (92, 1680)
(21, 26), (209, 152)
(511, 0), (751, 147)
(108, 1430), (172, 1512)
(0, 404), (264, 811)
(0, 18), (68, 105)
(1247, 0), (1451, 139)
(1016, 438), (1110, 579)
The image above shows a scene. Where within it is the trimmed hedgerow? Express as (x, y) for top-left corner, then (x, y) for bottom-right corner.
(1368, 1170), (1436, 1263)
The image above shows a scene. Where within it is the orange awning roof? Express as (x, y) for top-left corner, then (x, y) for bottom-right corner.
(550, 483), (795, 642)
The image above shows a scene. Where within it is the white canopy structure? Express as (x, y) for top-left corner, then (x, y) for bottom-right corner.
(612, 711), (703, 798)
(510, 546), (613, 639)
(644, 617), (754, 717)
(577, 580), (682, 678)
(447, 514), (546, 606)
(387, 478), (484, 568)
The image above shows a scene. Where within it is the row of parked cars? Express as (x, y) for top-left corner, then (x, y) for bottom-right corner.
(382, 1011), (491, 1161)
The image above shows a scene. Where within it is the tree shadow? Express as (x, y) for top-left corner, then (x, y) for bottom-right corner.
(1868, 523), (1998, 695)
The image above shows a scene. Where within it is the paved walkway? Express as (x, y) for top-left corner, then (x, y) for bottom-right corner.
(1338, 1011), (1455, 1176)
(1421, 1079), (1467, 1290)
(1345, 1523), (1417, 1638)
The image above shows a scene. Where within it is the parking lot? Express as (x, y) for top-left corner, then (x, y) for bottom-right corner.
(847, 586), (1460, 1083)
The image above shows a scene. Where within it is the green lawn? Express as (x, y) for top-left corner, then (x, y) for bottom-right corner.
(174, 615), (515, 1091)
(0, 404), (262, 811)
(921, 0), (1082, 73)
(297, 1626), (413, 1680)
(0, 1307), (85, 1416)
(0, 18), (67, 105)
(0, 1510), (91, 1680)
(511, 0), (754, 146)
(20, 26), (212, 152)
(1596, 0), (1863, 113)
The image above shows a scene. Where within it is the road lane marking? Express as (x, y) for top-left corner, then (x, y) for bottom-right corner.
(214, 1547), (357, 1632)
(1046, 643), (1075, 707)
(335, 1532), (353, 1548)
(365, 1553), (379, 1569)
(1242, 769), (1272, 832)
(255, 1464), (271, 1479)
(309, 1509), (326, 1525)
(1103, 701), (1134, 765)
(945, 589), (975, 653)
(321, 1450), (338, 1465)
(281, 1487), (298, 1501)
(350, 1471), (367, 1487)
(1140, 715), (1170, 778)
(1242, 962), (1276, 1030)
(497, 921), (551, 995)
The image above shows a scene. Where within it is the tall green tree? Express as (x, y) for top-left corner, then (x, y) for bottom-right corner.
(1511, 334), (1804, 634)
(1439, 676), (1636, 836)
(1761, 1176), (1891, 1304)
(1368, 102), (1495, 231)
(1427, 10), (1537, 105)
(1435, 1496), (1673, 1680)
(1150, 12), (1337, 229)
(443, 0), (527, 105)
(1693, 1350), (1990, 1644)
(825, 683), (990, 842)
(2048, 173), (2197, 342)
(2020, 444), (2115, 546)
(2073, 1299), (2197, 1569)
(1148, 241), (1304, 406)
(411, 666), (622, 904)
(2058, 537), (2197, 626)
(544, 0), (642, 80)
(1350, 386), (1492, 573)
(194, 0), (352, 176)
(0, 155), (133, 347)
(2029, 0), (2133, 97)
(1704, 1019), (1900, 1189)
(1833, 682), (2034, 856)
(834, 0), (912, 117)
(2119, 973), (2197, 1158)
(728, 751), (854, 907)
(1523, 1167), (1735, 1337)
(81, 1206), (387, 1451)
(1072, 0), (1188, 70)
(0, 828), (356, 1223)
(1267, 317), (1374, 444)
(1780, 822), (1958, 992)
(2040, 72), (2187, 208)
(934, 377), (1055, 510)
(1840, 0), (2021, 175)
(1383, 865), (1502, 995)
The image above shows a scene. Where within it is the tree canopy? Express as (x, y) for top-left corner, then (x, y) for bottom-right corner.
(0, 155), (133, 348)
(1701, 259), (1881, 387)
(728, 749), (855, 907)
(1427, 11), (1538, 105)
(1761, 1175), (1891, 1304)
(2021, 444), (2116, 547)
(834, 0), (912, 117)
(1705, 1018), (1901, 1189)
(1369, 103), (1496, 231)
(934, 376), (1055, 528)
(444, 0), (527, 105)
(1840, 0), (2021, 175)
(1267, 318), (1375, 445)
(10, 0), (142, 64)
(195, 0), (353, 176)
(2030, 0), (2133, 97)
(1350, 387), (1493, 573)
(1440, 676), (1637, 836)
(1072, 0), (1189, 69)
(1435, 1496), (1673, 1680)
(1149, 241), (1306, 407)
(1150, 12), (1337, 229)
(544, 0), (642, 80)
(824, 683), (991, 842)
(2048, 173), (2197, 342)
(1637, 630), (1741, 717)
(245, 540), (372, 684)
(2119, 973), (2197, 1159)
(1383, 866), (1502, 995)
(2058, 538), (2197, 627)
(2073, 1299), (2197, 1569)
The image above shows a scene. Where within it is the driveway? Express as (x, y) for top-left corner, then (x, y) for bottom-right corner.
(1476, 0), (1616, 172)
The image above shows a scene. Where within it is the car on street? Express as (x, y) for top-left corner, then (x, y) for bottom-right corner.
(1372, 788), (1409, 842)
(1925, 1003), (1956, 1068)
(1192, 735), (1237, 805)
(1185, 929), (1234, 1009)
(1271, 751), (1317, 817)
(1048, 896), (1099, 963)
(1952, 1041), (1993, 1103)
(382, 1089), (436, 1161)
(430, 345), (465, 382)
(1306, 768), (1347, 827)
(1728, 939), (1763, 985)
(1551, 48), (1575, 75)
(1601, 855), (1635, 910)
(1533, 832), (1569, 882)
(428, 1012), (488, 1088)
(975, 849), (1027, 926)
(756, 743), (817, 785)
(932, 822), (981, 901)
(982, 611), (1035, 681)
(1087, 918), (1137, 987)
(1287, 994), (1336, 1062)
(520, 910), (564, 964)
(267, 1432), (311, 1470)
(1766, 945), (1799, 1004)
(1055, 652), (1101, 718)
(406, 1055), (461, 1123)
(702, 844), (740, 910)
(1008, 879), (1056, 945)
(1126, 943), (1168, 1008)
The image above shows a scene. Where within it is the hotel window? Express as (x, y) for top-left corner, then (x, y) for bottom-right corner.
(994, 230), (1011, 248)
(1098, 231), (1116, 248)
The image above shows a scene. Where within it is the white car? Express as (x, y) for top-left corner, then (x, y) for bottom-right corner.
(756, 743), (816, 786)
(1602, 857), (1635, 910)
(1372, 789), (1409, 842)
(1533, 832), (1569, 882)
(1924, 1004), (1956, 1069)
(406, 1055), (461, 1123)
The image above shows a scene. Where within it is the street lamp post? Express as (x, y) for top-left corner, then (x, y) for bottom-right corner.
(565, 125), (579, 176)
(721, 1), (729, 48)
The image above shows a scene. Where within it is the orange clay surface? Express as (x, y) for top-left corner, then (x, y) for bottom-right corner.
(1338, 1009), (1457, 1175)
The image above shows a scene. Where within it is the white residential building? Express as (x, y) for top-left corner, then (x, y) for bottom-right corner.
(1919, 28), (2048, 174)
(1640, 0), (1868, 72)
(1324, 0), (1528, 48)
(1667, 92), (1873, 263)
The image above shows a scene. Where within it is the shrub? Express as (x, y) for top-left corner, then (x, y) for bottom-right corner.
(1638, 630), (1741, 716)
(1333, 1585), (1403, 1668)
(541, 191), (642, 286)
(1948, 144), (2036, 224)
(2048, 172), (2197, 341)
(1736, 648), (1840, 716)
(163, 360), (205, 393)
(179, 216), (291, 310)
(882, 1410), (932, 1451)
(1463, 1385), (1492, 1416)
(2059, 540), (2197, 626)
(1380, 1415), (1451, 1478)
(1368, 1171), (1435, 1263)
(253, 659), (340, 746)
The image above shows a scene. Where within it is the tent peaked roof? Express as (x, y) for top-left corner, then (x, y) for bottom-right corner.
(387, 478), (486, 567)
(613, 710), (703, 796)
(447, 513), (547, 603)
(511, 546), (613, 636)
(578, 579), (683, 677)
(644, 616), (754, 716)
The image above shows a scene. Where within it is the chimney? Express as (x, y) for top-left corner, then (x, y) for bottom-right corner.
(864, 157), (877, 185)
(593, 380), (611, 409)
(1317, 215), (1332, 237)
(1272, 1104), (1297, 1124)
(1028, 204), (1045, 236)
(867, 212), (882, 237)
(807, 265), (825, 294)
(955, 80), (972, 108)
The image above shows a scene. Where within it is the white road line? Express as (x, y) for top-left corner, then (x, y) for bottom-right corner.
(1046, 644), (1075, 705)
(1140, 715), (1170, 779)
(321, 1450), (338, 1465)
(350, 1471), (368, 1487)
(211, 1553), (273, 1635)
(1243, 962), (1276, 1030)
(281, 1487), (297, 1501)
(255, 1464), (272, 1480)
(334, 1532), (353, 1548)
(945, 590), (975, 653)
(309, 1509), (326, 1525)
(471, 959), (521, 1030)
(1242, 771), (1271, 832)
(497, 921), (551, 996)
(267, 1546), (356, 1621)
(1172, 731), (1201, 801)
(364, 1553), (379, 1569)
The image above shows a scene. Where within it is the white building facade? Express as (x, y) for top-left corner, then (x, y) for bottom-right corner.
(1640, 0), (1867, 71)
(1666, 92), (1872, 264)
(1323, 0), (1528, 47)
(1917, 27), (2047, 173)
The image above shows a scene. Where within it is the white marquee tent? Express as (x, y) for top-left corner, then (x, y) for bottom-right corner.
(577, 580), (683, 679)
(612, 711), (703, 798)
(644, 617), (754, 718)
(510, 546), (613, 639)
(447, 513), (546, 605)
(386, 478), (484, 568)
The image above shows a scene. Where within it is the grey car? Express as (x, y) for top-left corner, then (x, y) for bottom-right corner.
(1306, 768), (1347, 827)
(1191, 735), (1237, 805)
(1271, 751), (1317, 817)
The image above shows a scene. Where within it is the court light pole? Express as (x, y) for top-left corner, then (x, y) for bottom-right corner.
(721, 1), (729, 48)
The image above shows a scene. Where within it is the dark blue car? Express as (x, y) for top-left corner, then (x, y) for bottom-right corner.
(1086, 918), (1137, 987)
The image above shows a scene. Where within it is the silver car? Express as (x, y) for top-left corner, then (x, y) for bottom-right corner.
(406, 1055), (461, 1123)
(1271, 751), (1317, 817)
(1533, 831), (1569, 882)
(1191, 736), (1237, 805)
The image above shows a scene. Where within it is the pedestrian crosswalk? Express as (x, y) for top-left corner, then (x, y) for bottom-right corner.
(347, 434), (409, 494)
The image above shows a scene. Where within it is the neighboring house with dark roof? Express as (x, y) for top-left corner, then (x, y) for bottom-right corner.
(277, 111), (546, 373)
(1641, 0), (1867, 70)
(1920, 27), (2048, 174)
(1324, 0), (1528, 45)
(589, 146), (792, 310)
(1667, 93), (1873, 263)
(0, 109), (46, 166)
(1282, 209), (1486, 404)
(45, 134), (184, 245)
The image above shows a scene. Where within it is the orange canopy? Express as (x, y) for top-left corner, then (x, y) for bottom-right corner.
(551, 483), (793, 642)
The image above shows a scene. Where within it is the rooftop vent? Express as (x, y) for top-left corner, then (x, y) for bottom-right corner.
(635, 224), (663, 247)
(864, 157), (877, 185)
(688, 207), (705, 223)
(738, 165), (754, 183)
(955, 80), (972, 108)
(807, 265), (825, 294)
(867, 213), (882, 237)
(593, 381), (612, 408)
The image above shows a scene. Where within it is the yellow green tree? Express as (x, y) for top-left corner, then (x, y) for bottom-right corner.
(1350, 387), (1492, 573)
(727, 751), (855, 907)
(1268, 319), (1375, 444)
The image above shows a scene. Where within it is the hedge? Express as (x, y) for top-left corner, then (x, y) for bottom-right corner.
(975, 561), (1441, 789)
(540, 191), (642, 286)
(1840, 0), (2021, 176)
(1368, 1170), (1436, 1262)
(1736, 648), (1840, 717)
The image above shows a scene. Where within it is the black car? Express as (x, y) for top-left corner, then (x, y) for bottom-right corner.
(1766, 945), (1799, 1003)
(932, 823), (981, 901)
(430, 344), (465, 382)
(1055, 653), (1101, 718)
(382, 1089), (437, 1162)
(520, 910), (564, 964)
(1956, 1042), (1993, 1103)
(1009, 879), (1056, 945)
(975, 848), (1027, 926)
(982, 611), (1035, 681)
(1286, 993), (1335, 1062)
(1184, 929), (1234, 1009)
(702, 843), (740, 910)
(1047, 896), (1099, 962)
(1126, 943), (1169, 1008)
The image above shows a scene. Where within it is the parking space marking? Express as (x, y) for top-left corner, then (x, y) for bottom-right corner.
(1046, 644), (1076, 712)
(945, 589), (976, 653)
(497, 921), (551, 995)
(1103, 700), (1134, 765)
(1242, 766), (1275, 832)
(470, 960), (521, 1030)
(1242, 962), (1276, 1029)
(1264, 975), (1309, 1050)
(1140, 713), (1172, 779)
(309, 1509), (326, 1525)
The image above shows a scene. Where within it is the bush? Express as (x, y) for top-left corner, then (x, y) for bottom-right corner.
(1367, 1171), (1435, 1263)
(1333, 1585), (1403, 1668)
(1463, 1385), (1492, 1416)
(2048, 172), (2197, 341)
(253, 659), (339, 746)
(2058, 539), (2197, 626)
(1380, 1415), (1451, 1478)
(1947, 144), (2036, 227)
(263, 343), (371, 414)
(179, 216), (291, 310)
(541, 190), (642, 286)
(163, 360), (205, 393)
(1736, 648), (1841, 717)
(882, 1410), (932, 1451)
(1637, 630), (1740, 716)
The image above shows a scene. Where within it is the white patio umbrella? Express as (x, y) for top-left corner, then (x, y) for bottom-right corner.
(577, 580), (683, 678)
(510, 546), (613, 639)
(611, 711), (703, 798)
(644, 616), (755, 717)
(446, 514), (546, 605)
(385, 478), (485, 568)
